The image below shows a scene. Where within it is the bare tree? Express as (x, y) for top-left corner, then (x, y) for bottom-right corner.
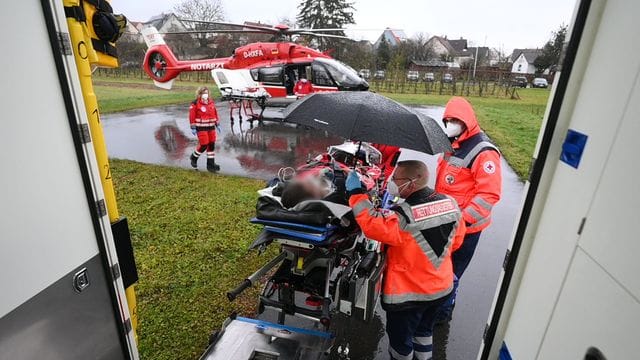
(276, 15), (296, 28)
(174, 0), (225, 47)
(164, 24), (199, 59)
(174, 0), (224, 22)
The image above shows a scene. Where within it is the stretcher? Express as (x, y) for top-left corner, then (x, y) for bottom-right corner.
(203, 156), (386, 359)
(211, 68), (271, 123)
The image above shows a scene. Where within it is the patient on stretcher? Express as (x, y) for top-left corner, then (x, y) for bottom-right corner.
(255, 141), (383, 229)
(280, 173), (348, 208)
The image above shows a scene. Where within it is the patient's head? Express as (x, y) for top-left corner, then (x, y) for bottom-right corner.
(280, 176), (333, 208)
(281, 182), (314, 208)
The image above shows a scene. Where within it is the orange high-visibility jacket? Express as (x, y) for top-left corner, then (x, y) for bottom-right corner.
(435, 97), (502, 234)
(349, 189), (465, 307)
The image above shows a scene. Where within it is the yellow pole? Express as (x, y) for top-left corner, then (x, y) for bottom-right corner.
(63, 0), (138, 343)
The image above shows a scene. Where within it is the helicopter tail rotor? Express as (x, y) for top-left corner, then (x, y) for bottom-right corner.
(141, 26), (182, 87)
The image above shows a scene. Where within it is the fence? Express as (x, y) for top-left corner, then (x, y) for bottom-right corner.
(94, 67), (212, 83)
(369, 78), (520, 98)
(94, 68), (522, 99)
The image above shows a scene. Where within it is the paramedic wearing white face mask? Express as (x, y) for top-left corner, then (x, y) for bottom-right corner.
(345, 161), (466, 360)
(189, 86), (220, 172)
(434, 96), (502, 328)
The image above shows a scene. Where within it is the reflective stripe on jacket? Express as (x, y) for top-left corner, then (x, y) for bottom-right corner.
(435, 97), (502, 233)
(349, 188), (465, 308)
(189, 99), (219, 128)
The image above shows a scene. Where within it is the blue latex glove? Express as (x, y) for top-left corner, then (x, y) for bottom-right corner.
(345, 171), (362, 192)
(191, 128), (197, 136)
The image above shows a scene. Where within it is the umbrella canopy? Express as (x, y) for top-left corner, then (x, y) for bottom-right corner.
(282, 92), (452, 155)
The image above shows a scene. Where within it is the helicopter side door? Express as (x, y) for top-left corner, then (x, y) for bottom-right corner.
(250, 66), (287, 97)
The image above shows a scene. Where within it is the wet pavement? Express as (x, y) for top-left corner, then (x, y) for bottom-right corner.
(103, 102), (524, 359)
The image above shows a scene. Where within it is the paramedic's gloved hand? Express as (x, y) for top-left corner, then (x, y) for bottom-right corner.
(345, 171), (365, 196)
(191, 127), (197, 136)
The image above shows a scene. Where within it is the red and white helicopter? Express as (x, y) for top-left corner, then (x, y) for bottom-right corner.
(141, 20), (369, 104)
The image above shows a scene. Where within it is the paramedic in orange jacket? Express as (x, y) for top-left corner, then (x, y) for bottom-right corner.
(346, 160), (465, 360)
(435, 97), (502, 322)
(189, 86), (220, 172)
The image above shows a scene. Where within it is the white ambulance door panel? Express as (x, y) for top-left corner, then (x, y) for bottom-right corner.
(537, 249), (640, 359)
(575, 71), (640, 299)
(502, 0), (640, 357)
(0, 1), (129, 359)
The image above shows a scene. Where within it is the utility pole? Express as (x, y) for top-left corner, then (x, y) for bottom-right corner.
(473, 46), (479, 79)
(473, 35), (487, 79)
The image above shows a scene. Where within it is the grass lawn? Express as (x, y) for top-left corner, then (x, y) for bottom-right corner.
(111, 159), (275, 360)
(94, 77), (220, 114)
(383, 89), (550, 179)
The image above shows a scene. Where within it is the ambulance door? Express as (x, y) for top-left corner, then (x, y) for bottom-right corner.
(481, 0), (640, 358)
(0, 0), (135, 359)
(536, 48), (640, 360)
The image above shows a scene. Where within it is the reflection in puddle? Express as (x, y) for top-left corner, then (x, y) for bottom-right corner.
(222, 122), (343, 176)
(103, 103), (344, 180)
(154, 123), (192, 161)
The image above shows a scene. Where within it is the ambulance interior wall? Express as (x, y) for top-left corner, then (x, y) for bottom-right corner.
(0, 1), (126, 358)
(500, 0), (640, 358)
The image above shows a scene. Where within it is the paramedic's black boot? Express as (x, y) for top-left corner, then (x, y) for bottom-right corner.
(206, 158), (220, 172)
(190, 153), (198, 169)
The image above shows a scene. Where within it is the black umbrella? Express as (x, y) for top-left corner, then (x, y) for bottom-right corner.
(282, 92), (452, 155)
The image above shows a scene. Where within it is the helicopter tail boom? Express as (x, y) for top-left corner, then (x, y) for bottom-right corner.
(141, 26), (230, 89)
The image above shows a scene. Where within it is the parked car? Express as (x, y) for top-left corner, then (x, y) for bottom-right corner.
(511, 76), (528, 88)
(424, 72), (435, 82)
(358, 69), (371, 79)
(407, 70), (420, 82)
(532, 77), (549, 88)
(442, 73), (454, 83)
(373, 70), (385, 80)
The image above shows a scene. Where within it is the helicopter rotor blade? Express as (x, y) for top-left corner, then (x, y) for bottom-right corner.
(178, 19), (278, 33)
(161, 29), (275, 35)
(287, 28), (346, 33)
(295, 32), (351, 39)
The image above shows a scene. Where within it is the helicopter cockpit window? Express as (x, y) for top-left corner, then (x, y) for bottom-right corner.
(258, 66), (283, 85)
(312, 62), (334, 87)
(315, 58), (362, 88)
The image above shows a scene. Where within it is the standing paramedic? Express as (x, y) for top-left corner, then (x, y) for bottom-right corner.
(436, 96), (502, 320)
(345, 160), (466, 360)
(189, 86), (220, 172)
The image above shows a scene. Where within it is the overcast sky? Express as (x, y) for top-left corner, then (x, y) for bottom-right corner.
(114, 0), (577, 53)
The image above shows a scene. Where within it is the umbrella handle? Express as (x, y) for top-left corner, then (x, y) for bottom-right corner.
(352, 141), (362, 170)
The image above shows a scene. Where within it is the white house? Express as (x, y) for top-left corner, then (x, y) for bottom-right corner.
(510, 49), (542, 74)
(425, 36), (457, 61)
(143, 13), (187, 33)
